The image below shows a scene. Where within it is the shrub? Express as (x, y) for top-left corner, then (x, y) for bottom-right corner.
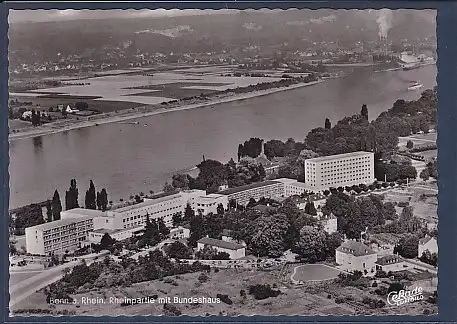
(327, 294), (332, 299)
(217, 294), (233, 305)
(163, 303), (182, 316)
(372, 282), (378, 287)
(198, 273), (209, 283)
(248, 284), (281, 300)
(335, 297), (344, 304)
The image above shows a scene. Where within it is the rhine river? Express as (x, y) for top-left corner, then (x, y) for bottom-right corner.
(9, 65), (436, 209)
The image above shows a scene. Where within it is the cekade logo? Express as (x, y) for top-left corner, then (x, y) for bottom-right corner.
(387, 286), (424, 306)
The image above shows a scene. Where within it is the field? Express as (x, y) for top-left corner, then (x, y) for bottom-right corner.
(416, 149), (437, 160)
(398, 132), (437, 148)
(12, 67), (283, 106)
(11, 266), (438, 317)
(291, 264), (342, 282)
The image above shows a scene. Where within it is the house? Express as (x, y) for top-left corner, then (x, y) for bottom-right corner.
(221, 229), (247, 247)
(319, 213), (337, 234)
(418, 235), (438, 256)
(169, 225), (190, 239)
(375, 255), (407, 273)
(197, 237), (246, 259)
(335, 240), (377, 275)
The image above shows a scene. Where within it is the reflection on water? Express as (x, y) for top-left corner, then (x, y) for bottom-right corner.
(9, 66), (437, 209)
(32, 136), (43, 152)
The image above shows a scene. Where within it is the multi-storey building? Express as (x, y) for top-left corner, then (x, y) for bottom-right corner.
(305, 151), (375, 191)
(218, 180), (284, 206)
(275, 178), (308, 196)
(25, 216), (94, 256)
(190, 193), (229, 215)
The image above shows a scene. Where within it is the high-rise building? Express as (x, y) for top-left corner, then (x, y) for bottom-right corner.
(304, 151), (375, 191)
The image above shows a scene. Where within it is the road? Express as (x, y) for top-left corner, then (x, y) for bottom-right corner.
(9, 256), (97, 309)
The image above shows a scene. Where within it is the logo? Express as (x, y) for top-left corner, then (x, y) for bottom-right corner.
(387, 286), (424, 306)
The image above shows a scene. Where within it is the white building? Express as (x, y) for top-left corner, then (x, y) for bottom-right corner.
(418, 235), (438, 256)
(88, 226), (143, 244)
(25, 216), (94, 256)
(197, 237), (246, 259)
(375, 255), (407, 273)
(169, 225), (191, 239)
(221, 229), (247, 247)
(188, 193), (228, 215)
(336, 240), (377, 275)
(319, 213), (337, 234)
(305, 151), (375, 191)
(219, 180), (284, 206)
(275, 178), (309, 196)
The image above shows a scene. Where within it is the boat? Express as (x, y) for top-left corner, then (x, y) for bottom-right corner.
(408, 81), (423, 91)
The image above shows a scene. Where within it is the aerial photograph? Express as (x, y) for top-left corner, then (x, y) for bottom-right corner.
(8, 8), (438, 316)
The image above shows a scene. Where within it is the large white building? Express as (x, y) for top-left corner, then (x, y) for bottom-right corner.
(305, 151), (375, 191)
(25, 216), (94, 256)
(197, 237), (246, 259)
(188, 193), (228, 215)
(218, 178), (311, 206)
(336, 240), (377, 275)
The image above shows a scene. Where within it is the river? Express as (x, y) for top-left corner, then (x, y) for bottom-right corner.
(9, 65), (436, 209)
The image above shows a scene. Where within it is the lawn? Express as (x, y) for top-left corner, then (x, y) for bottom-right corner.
(416, 149), (437, 160)
(291, 264), (343, 282)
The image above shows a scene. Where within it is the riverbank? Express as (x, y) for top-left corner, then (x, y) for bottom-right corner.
(8, 80), (323, 142)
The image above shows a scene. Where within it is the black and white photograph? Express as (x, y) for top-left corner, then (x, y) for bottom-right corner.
(7, 8), (438, 316)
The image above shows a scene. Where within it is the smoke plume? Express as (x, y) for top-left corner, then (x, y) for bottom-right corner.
(376, 9), (393, 39)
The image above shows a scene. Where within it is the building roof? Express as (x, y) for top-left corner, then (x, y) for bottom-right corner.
(305, 151), (373, 163)
(218, 180), (281, 196)
(336, 240), (376, 257)
(419, 236), (436, 245)
(113, 193), (182, 213)
(197, 237), (245, 250)
(26, 216), (93, 232)
(91, 226), (144, 235)
(61, 208), (107, 218)
(375, 255), (403, 265)
(149, 190), (180, 199)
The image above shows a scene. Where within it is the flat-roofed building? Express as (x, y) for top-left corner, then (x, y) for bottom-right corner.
(197, 237), (246, 259)
(25, 216), (94, 256)
(218, 180), (284, 206)
(88, 226), (143, 244)
(110, 192), (184, 229)
(305, 151), (375, 191)
(190, 193), (229, 215)
(275, 178), (309, 196)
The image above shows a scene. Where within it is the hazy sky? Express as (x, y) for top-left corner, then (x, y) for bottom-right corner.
(8, 9), (243, 23)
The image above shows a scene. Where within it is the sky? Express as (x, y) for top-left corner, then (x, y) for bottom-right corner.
(8, 9), (240, 23)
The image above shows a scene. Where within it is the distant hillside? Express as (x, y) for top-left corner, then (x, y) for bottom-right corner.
(8, 9), (436, 62)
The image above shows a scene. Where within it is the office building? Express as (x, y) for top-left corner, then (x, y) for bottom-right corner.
(25, 216), (94, 256)
(218, 180), (284, 206)
(305, 151), (375, 191)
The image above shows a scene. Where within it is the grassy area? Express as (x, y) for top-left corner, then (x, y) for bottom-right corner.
(9, 95), (145, 114)
(416, 149), (437, 160)
(12, 266), (438, 316)
(125, 82), (228, 99)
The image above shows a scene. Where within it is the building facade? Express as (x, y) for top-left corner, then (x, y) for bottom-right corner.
(418, 236), (438, 256)
(197, 237), (246, 259)
(25, 216), (94, 256)
(88, 226), (143, 244)
(218, 180), (284, 206)
(335, 240), (377, 275)
(188, 193), (228, 215)
(304, 151), (375, 191)
(375, 255), (406, 273)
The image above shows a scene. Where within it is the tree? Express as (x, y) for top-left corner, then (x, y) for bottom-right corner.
(393, 234), (419, 259)
(420, 168), (430, 182)
(361, 104), (369, 120)
(172, 212), (183, 227)
(171, 174), (190, 190)
(141, 214), (161, 246)
(163, 181), (174, 192)
(75, 101), (89, 110)
(183, 203), (195, 222)
(293, 226), (327, 262)
(263, 140), (286, 160)
(64, 179), (79, 210)
(100, 188), (108, 211)
(304, 202), (317, 216)
(165, 241), (192, 259)
(52, 190), (62, 221)
(157, 218), (170, 238)
(406, 140), (414, 149)
(325, 118), (332, 130)
(46, 200), (53, 222)
(249, 213), (290, 257)
(217, 203), (225, 216)
(13, 203), (45, 235)
(188, 212), (205, 247)
(85, 180), (97, 210)
(237, 144), (244, 161)
(100, 233), (115, 251)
